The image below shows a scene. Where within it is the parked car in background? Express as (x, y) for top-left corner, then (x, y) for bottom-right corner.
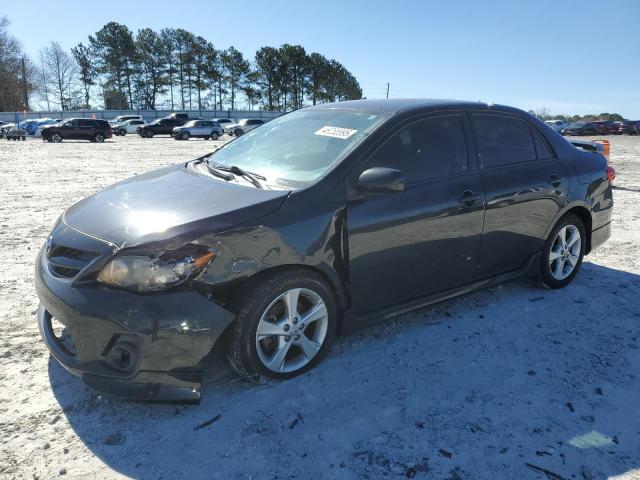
(224, 118), (265, 136)
(172, 119), (224, 140)
(137, 116), (187, 137)
(34, 119), (63, 138)
(34, 99), (614, 403)
(5, 125), (27, 140)
(561, 122), (598, 136)
(592, 121), (616, 135)
(164, 112), (189, 122)
(0, 123), (14, 138)
(544, 119), (567, 132)
(41, 118), (112, 143)
(213, 118), (235, 130)
(113, 119), (146, 136)
(19, 119), (42, 135)
(613, 120), (639, 135)
(108, 115), (143, 126)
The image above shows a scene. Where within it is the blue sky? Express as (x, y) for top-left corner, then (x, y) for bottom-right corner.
(4, 0), (640, 117)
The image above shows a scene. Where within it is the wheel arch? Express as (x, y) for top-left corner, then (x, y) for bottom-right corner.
(547, 203), (593, 254)
(235, 263), (348, 312)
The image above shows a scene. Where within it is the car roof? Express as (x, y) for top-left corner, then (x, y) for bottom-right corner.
(310, 98), (506, 115)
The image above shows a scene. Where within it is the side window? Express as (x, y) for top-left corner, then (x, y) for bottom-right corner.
(366, 115), (468, 183)
(472, 115), (536, 168)
(531, 128), (554, 159)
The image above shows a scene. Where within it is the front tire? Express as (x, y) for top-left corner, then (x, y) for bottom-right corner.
(229, 269), (337, 381)
(540, 213), (586, 289)
(181, 131), (190, 141)
(51, 133), (62, 143)
(210, 132), (219, 141)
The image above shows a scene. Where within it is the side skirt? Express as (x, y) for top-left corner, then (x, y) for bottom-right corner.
(341, 252), (541, 334)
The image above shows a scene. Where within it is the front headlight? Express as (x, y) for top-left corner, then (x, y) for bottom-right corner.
(97, 244), (216, 292)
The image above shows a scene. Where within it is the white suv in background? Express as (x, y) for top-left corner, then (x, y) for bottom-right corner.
(545, 119), (568, 132)
(108, 115), (143, 126)
(224, 118), (265, 136)
(112, 119), (147, 136)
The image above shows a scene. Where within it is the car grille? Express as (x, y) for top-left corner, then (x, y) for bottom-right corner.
(45, 223), (113, 280)
(47, 245), (100, 278)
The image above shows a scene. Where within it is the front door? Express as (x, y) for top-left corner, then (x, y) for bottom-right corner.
(347, 113), (485, 315)
(469, 113), (569, 278)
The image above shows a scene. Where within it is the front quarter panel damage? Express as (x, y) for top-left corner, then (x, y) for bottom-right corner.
(195, 203), (349, 310)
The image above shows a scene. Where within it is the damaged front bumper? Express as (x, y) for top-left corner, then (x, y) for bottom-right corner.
(35, 248), (235, 404)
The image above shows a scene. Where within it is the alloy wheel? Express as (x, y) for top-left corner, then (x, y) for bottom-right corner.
(255, 288), (329, 373)
(51, 134), (62, 143)
(549, 225), (581, 280)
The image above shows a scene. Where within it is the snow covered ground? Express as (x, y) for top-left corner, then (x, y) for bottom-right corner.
(0, 134), (639, 479)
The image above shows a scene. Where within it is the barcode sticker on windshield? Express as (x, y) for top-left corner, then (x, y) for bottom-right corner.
(314, 126), (357, 139)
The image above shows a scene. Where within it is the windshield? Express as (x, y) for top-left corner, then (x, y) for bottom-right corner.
(207, 108), (389, 188)
(184, 120), (198, 127)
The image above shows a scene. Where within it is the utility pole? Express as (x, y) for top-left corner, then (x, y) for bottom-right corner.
(386, 82), (390, 99)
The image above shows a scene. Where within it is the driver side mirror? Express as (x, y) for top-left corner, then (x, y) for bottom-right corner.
(357, 167), (405, 194)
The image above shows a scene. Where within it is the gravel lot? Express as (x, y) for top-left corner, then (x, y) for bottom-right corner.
(0, 134), (639, 480)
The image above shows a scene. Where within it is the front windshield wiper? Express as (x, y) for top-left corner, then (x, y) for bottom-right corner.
(205, 162), (235, 181)
(211, 163), (265, 189)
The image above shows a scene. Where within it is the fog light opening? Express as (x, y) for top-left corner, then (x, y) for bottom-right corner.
(105, 342), (138, 372)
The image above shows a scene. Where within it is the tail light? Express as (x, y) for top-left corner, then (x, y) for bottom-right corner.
(606, 165), (616, 182)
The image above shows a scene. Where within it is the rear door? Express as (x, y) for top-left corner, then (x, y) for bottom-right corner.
(469, 113), (569, 278)
(77, 119), (97, 139)
(197, 121), (210, 136)
(347, 113), (485, 314)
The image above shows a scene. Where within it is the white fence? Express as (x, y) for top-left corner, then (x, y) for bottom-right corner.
(0, 109), (283, 123)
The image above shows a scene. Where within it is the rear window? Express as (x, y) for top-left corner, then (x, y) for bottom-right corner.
(471, 115), (536, 168)
(532, 128), (555, 159)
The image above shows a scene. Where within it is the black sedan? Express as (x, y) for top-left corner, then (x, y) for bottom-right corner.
(560, 122), (598, 136)
(35, 99), (614, 403)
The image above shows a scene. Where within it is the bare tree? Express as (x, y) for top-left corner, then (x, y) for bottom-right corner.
(39, 41), (78, 110)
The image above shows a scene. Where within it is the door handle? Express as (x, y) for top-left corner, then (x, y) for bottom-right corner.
(458, 190), (481, 206)
(548, 174), (566, 187)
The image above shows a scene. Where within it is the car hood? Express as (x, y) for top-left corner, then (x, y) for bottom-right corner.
(62, 163), (290, 248)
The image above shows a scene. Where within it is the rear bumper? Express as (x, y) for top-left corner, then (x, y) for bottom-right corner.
(590, 221), (611, 252)
(35, 248), (235, 403)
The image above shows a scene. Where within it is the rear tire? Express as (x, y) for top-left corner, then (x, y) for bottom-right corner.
(210, 132), (219, 141)
(540, 213), (586, 289)
(94, 133), (105, 143)
(234, 128), (243, 136)
(228, 269), (337, 382)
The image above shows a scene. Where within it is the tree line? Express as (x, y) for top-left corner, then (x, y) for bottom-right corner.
(0, 17), (362, 112)
(529, 107), (626, 123)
